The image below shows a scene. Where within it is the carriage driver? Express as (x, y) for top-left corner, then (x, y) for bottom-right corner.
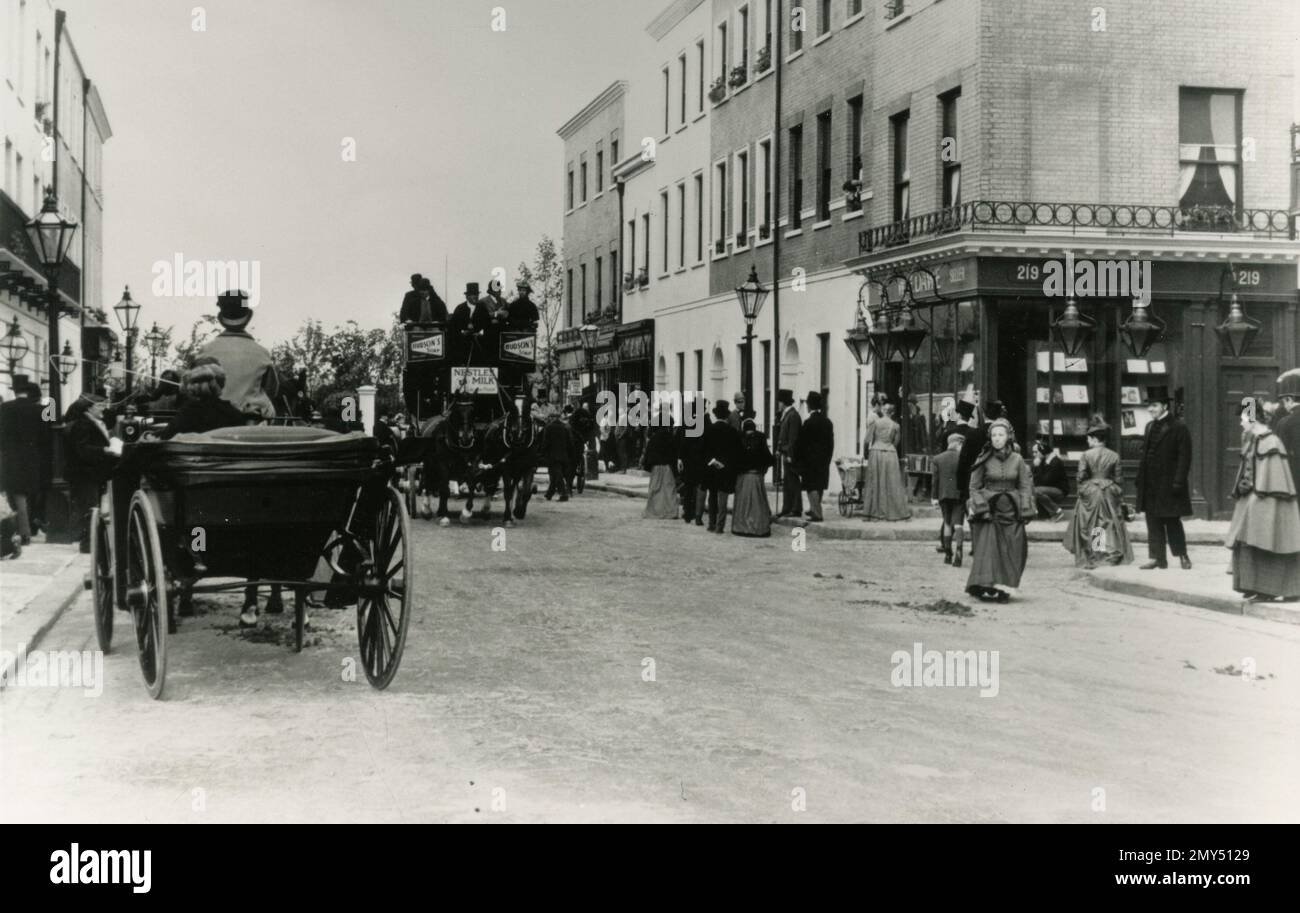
(198, 290), (279, 420)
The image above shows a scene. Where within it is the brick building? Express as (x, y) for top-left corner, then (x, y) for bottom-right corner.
(846, 0), (1298, 518)
(555, 81), (630, 397)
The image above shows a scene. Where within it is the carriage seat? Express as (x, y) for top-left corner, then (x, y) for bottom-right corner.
(127, 426), (381, 485)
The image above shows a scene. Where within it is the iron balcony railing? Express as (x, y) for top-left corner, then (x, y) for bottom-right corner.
(856, 200), (1297, 255)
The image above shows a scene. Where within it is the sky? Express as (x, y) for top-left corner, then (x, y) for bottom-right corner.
(56, 0), (655, 347)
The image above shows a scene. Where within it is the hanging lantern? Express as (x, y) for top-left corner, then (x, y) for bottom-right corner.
(843, 312), (874, 366)
(1215, 292), (1262, 358)
(53, 341), (77, 383)
(1118, 299), (1167, 358)
(889, 305), (929, 361)
(23, 188), (79, 270)
(1051, 298), (1096, 358)
(865, 310), (895, 363)
(1, 317), (29, 367)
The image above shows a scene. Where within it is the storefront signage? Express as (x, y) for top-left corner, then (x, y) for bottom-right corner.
(870, 257), (978, 305)
(404, 329), (445, 362)
(994, 257), (1295, 300)
(499, 332), (536, 364)
(618, 330), (651, 362)
(450, 366), (498, 394)
(590, 350), (618, 369)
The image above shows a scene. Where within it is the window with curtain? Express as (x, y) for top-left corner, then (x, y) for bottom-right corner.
(1178, 88), (1241, 210)
(941, 89), (961, 208)
(892, 111), (910, 222)
(816, 110), (832, 221)
(847, 95), (864, 211)
(789, 124), (803, 228)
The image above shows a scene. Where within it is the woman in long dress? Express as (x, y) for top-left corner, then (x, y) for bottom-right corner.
(1063, 418), (1134, 568)
(731, 418), (774, 537)
(642, 417), (679, 519)
(965, 418), (1035, 602)
(860, 403), (911, 520)
(1225, 401), (1300, 601)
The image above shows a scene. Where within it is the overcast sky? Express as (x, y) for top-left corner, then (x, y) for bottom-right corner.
(57, 0), (652, 346)
(54, 1), (1300, 350)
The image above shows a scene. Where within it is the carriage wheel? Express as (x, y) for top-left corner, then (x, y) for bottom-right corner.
(837, 490), (851, 517)
(126, 492), (168, 699)
(293, 590), (306, 654)
(90, 508), (114, 652)
(356, 486), (412, 689)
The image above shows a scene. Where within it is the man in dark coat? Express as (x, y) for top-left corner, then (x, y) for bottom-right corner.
(775, 388), (802, 518)
(542, 413), (574, 501)
(794, 390), (834, 522)
(703, 400), (742, 533)
(449, 282), (493, 364)
(63, 392), (120, 552)
(957, 400), (1003, 502)
(1275, 369), (1300, 508)
(1135, 386), (1193, 570)
(508, 279), (541, 331)
(676, 402), (709, 525)
(0, 380), (52, 542)
(400, 274), (448, 325)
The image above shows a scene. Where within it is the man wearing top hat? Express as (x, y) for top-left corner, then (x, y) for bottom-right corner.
(0, 377), (52, 544)
(198, 290), (279, 419)
(448, 282), (493, 363)
(1135, 385), (1193, 569)
(775, 389), (802, 517)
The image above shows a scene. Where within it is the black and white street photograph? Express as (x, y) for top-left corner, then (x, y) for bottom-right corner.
(1, 0), (1300, 857)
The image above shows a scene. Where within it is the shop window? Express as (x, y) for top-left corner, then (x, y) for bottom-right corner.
(940, 89), (961, 208)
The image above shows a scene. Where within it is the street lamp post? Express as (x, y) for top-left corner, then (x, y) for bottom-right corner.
(578, 323), (599, 395)
(144, 322), (167, 384)
(23, 188), (78, 417)
(53, 341), (77, 387)
(1, 317), (30, 380)
(114, 286), (140, 395)
(734, 266), (769, 423)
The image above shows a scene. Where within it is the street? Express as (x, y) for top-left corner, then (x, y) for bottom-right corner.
(3, 490), (1297, 823)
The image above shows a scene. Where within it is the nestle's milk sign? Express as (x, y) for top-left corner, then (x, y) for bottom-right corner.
(451, 366), (498, 394)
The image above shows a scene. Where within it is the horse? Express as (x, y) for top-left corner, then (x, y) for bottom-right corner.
(481, 410), (545, 527)
(420, 396), (498, 525)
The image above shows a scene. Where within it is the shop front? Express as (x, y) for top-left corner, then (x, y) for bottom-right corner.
(851, 252), (1298, 519)
(554, 318), (655, 404)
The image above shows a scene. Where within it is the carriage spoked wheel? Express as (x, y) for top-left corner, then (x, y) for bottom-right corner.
(126, 492), (169, 699)
(837, 490), (851, 517)
(356, 486), (412, 689)
(90, 507), (114, 652)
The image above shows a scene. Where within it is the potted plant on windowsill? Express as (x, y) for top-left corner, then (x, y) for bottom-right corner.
(756, 46), (771, 72)
(623, 271), (636, 291)
(636, 267), (649, 288)
(602, 304), (619, 320)
(708, 76), (727, 103)
(714, 238), (727, 256)
(758, 222), (771, 241)
(728, 65), (747, 88)
(842, 178), (864, 211)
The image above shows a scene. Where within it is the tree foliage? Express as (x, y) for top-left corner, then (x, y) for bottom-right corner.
(516, 234), (564, 395)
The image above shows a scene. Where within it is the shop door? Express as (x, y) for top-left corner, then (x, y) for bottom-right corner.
(1218, 367), (1276, 514)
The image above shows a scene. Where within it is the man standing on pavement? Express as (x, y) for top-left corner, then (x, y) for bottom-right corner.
(198, 290), (279, 419)
(1135, 386), (1194, 570)
(795, 390), (834, 522)
(1275, 369), (1300, 511)
(726, 392), (745, 431)
(775, 389), (802, 518)
(703, 399), (741, 533)
(542, 410), (574, 502)
(0, 379), (52, 544)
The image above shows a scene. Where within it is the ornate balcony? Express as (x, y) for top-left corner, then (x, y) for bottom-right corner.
(856, 200), (1296, 255)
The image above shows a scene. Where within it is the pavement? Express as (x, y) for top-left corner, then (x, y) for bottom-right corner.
(0, 541), (89, 685)
(4, 489), (1298, 822)
(580, 470), (1291, 623)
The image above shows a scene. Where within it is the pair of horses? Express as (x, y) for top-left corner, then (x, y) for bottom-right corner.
(413, 397), (545, 527)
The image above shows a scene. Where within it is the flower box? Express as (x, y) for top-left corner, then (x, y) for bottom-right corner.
(728, 65), (747, 88)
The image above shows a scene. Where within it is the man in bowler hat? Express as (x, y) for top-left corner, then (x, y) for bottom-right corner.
(1135, 386), (1194, 569)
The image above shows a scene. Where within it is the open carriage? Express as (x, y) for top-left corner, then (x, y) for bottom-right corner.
(88, 422), (416, 699)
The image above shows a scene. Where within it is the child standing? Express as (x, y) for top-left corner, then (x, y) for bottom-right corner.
(931, 431), (967, 566)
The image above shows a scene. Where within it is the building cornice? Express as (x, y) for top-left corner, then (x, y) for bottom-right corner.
(845, 231), (1300, 275)
(557, 80), (629, 140)
(646, 0), (706, 40)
